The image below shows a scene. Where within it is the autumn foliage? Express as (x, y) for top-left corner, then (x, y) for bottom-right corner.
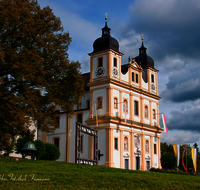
(0, 0), (85, 151)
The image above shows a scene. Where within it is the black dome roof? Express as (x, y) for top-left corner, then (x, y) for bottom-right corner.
(92, 20), (119, 53)
(135, 41), (154, 69)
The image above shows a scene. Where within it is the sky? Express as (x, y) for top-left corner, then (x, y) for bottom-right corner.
(38, 0), (200, 146)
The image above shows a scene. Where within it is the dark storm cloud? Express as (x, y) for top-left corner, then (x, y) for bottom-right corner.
(161, 64), (200, 102)
(118, 0), (200, 62)
(167, 108), (200, 131)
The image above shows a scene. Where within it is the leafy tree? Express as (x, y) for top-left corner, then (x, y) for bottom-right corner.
(33, 139), (45, 159)
(161, 142), (174, 156)
(161, 152), (176, 169)
(0, 0), (85, 151)
(40, 142), (60, 161)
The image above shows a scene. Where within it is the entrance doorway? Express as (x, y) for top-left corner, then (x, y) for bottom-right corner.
(136, 157), (140, 170)
(125, 159), (129, 169)
(146, 161), (150, 171)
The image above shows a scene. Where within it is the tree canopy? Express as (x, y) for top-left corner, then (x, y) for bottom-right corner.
(0, 0), (85, 151)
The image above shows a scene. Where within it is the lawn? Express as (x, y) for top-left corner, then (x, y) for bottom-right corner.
(0, 157), (199, 189)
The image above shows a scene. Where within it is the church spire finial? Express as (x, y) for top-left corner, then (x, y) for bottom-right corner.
(105, 13), (107, 21)
(141, 34), (144, 42)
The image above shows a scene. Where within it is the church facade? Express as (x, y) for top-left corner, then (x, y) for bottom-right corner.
(39, 17), (163, 171)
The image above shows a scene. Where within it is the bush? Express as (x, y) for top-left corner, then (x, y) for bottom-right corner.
(33, 140), (45, 160)
(41, 143), (60, 161)
(161, 152), (176, 169)
(15, 137), (29, 154)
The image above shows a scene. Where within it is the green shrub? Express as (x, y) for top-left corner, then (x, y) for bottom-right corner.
(40, 143), (60, 161)
(33, 140), (45, 160)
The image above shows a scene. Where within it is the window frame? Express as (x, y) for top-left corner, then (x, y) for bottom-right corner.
(144, 105), (148, 119)
(114, 97), (118, 109)
(123, 98), (128, 114)
(53, 137), (60, 150)
(113, 57), (117, 67)
(98, 57), (103, 67)
(153, 109), (156, 119)
(154, 143), (157, 154)
(114, 137), (119, 150)
(97, 96), (103, 109)
(134, 100), (139, 116)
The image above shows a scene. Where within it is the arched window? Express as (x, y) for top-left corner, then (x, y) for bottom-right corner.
(124, 136), (128, 151)
(114, 58), (117, 67)
(97, 97), (103, 109)
(98, 57), (103, 67)
(134, 101), (139, 116)
(153, 109), (156, 119)
(144, 106), (148, 118)
(123, 99), (128, 113)
(136, 74), (138, 83)
(151, 74), (154, 83)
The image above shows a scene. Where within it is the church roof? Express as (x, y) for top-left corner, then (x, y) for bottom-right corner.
(92, 17), (120, 54)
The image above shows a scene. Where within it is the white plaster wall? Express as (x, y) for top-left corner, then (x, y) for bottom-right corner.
(93, 89), (107, 116)
(133, 95), (140, 122)
(113, 89), (120, 117)
(98, 129), (106, 165)
(54, 114), (66, 134)
(48, 133), (66, 161)
(121, 71), (129, 82)
(113, 129), (120, 168)
(122, 92), (129, 119)
(93, 54), (107, 79)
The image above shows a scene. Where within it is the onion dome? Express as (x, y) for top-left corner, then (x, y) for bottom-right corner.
(135, 35), (154, 69)
(92, 15), (119, 53)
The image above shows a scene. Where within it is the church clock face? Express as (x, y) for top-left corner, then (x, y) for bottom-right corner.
(112, 67), (119, 78)
(95, 67), (105, 77)
(151, 83), (156, 91)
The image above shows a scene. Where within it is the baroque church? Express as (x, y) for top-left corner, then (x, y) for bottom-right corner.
(38, 17), (163, 171)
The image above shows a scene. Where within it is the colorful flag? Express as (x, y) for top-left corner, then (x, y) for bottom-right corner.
(95, 103), (98, 126)
(161, 114), (168, 133)
(182, 146), (187, 171)
(192, 148), (197, 172)
(173, 144), (180, 166)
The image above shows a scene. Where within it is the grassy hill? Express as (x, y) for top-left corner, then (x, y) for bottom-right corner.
(0, 157), (200, 189)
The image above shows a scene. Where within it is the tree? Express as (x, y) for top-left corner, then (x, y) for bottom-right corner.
(161, 152), (177, 170)
(0, 0), (85, 151)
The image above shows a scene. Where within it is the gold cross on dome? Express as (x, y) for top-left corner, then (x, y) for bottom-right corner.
(141, 34), (144, 41)
(105, 13), (107, 20)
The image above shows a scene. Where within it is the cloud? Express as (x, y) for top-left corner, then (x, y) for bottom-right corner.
(161, 130), (200, 144)
(166, 107), (200, 131)
(120, 0), (200, 62)
(160, 60), (200, 102)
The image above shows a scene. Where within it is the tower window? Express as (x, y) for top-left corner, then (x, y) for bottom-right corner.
(114, 58), (117, 67)
(134, 101), (139, 116)
(144, 106), (148, 118)
(97, 97), (103, 109)
(153, 109), (156, 119)
(114, 97), (118, 109)
(151, 74), (154, 83)
(98, 57), (103, 67)
(136, 74), (138, 83)
(132, 72), (134, 82)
